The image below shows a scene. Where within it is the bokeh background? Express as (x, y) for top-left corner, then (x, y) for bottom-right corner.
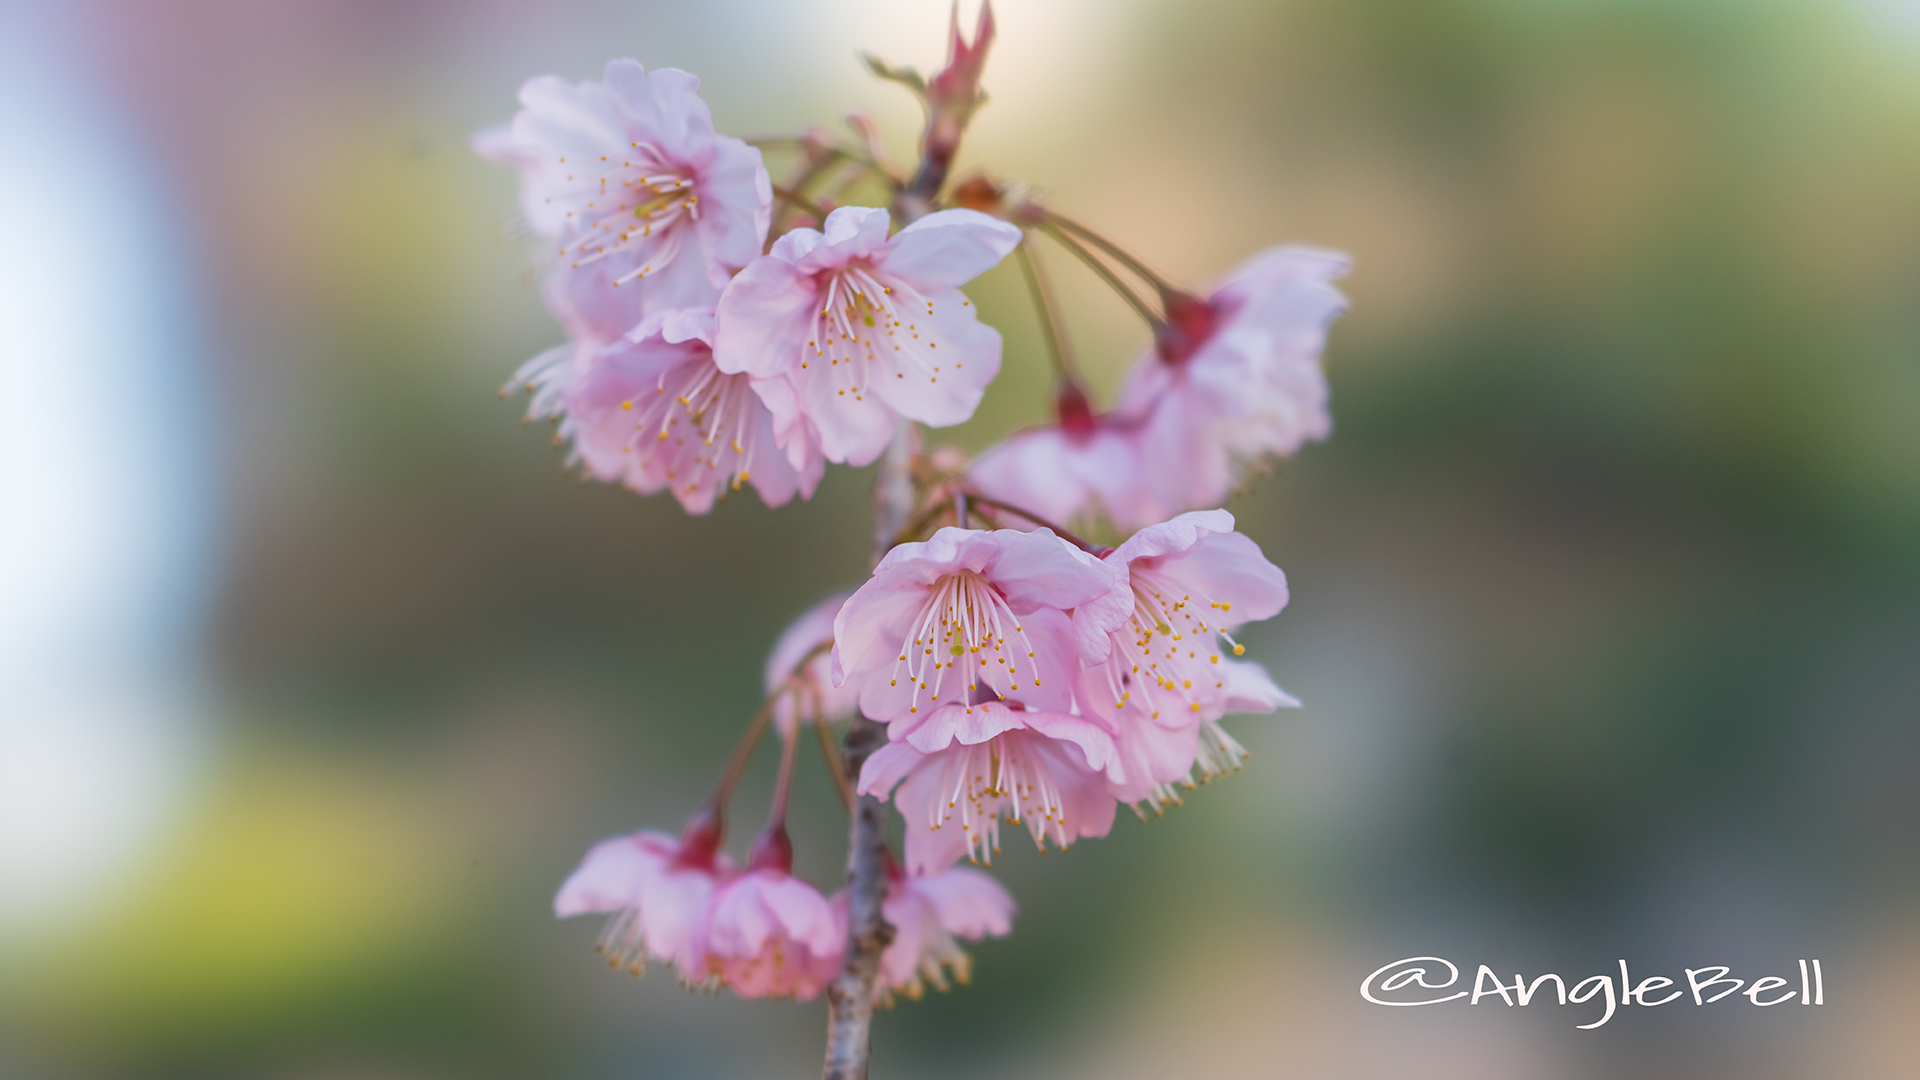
(3, 0), (1918, 1076)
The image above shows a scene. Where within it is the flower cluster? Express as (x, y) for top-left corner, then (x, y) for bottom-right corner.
(479, 62), (1019, 513)
(843, 510), (1294, 873)
(557, 814), (1014, 1002)
(970, 247), (1351, 531)
(480, 5), (1345, 1044)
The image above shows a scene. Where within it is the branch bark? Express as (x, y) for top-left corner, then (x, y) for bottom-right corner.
(823, 422), (916, 1080)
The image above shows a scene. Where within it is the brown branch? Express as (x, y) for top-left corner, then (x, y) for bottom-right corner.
(824, 424), (914, 1080)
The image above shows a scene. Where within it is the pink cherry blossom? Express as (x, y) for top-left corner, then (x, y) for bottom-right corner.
(554, 820), (733, 981)
(1107, 247), (1349, 524)
(508, 308), (824, 514)
(698, 865), (842, 1000)
(859, 701), (1119, 873)
(830, 526), (1129, 725)
(765, 592), (858, 736)
(714, 206), (1023, 466)
(967, 384), (1155, 529)
(870, 864), (1014, 1001)
(1070, 509), (1299, 808)
(475, 59), (771, 325)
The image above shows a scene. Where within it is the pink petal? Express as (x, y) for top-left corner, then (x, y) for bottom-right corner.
(553, 831), (672, 917)
(970, 528), (1118, 616)
(1146, 531), (1290, 625)
(911, 867), (1015, 939)
(1019, 709), (1121, 777)
(860, 283), (1003, 429)
(878, 209), (1023, 288)
(902, 700), (1028, 754)
(856, 738), (925, 799)
(1219, 656), (1301, 713)
(712, 255), (815, 378)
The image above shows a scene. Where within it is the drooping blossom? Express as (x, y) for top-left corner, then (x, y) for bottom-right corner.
(967, 383), (1154, 529)
(966, 250), (1347, 531)
(475, 59), (772, 326)
(714, 206), (1023, 466)
(765, 592), (858, 736)
(554, 813), (732, 983)
(859, 699), (1119, 873)
(1071, 509), (1298, 810)
(866, 863), (1014, 1002)
(507, 308), (824, 514)
(830, 526), (1128, 725)
(696, 829), (842, 1000)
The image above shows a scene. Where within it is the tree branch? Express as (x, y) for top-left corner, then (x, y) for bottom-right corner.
(823, 422), (915, 1080)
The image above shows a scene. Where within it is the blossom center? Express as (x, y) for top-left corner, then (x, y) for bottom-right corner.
(617, 353), (761, 497)
(1097, 566), (1242, 720)
(555, 145), (700, 285)
(803, 265), (954, 403)
(888, 571), (1038, 715)
(921, 734), (1073, 863)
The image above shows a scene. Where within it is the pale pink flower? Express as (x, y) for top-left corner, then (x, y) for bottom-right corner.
(868, 864), (1014, 1001)
(714, 206), (1023, 466)
(1071, 509), (1298, 808)
(765, 592), (858, 736)
(967, 384), (1155, 529)
(554, 817), (732, 981)
(697, 833), (842, 1000)
(475, 59), (772, 325)
(509, 308), (824, 514)
(859, 700), (1119, 873)
(830, 526), (1129, 725)
(1109, 248), (1349, 525)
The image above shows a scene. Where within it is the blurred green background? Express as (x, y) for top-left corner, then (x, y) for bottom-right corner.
(2, 0), (1917, 1077)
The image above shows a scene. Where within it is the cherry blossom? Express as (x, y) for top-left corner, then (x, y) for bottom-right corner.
(859, 700), (1119, 873)
(554, 815), (733, 982)
(508, 308), (824, 514)
(475, 59), (771, 325)
(1105, 247), (1350, 524)
(714, 206), (1023, 466)
(870, 864), (1014, 1001)
(765, 592), (858, 736)
(830, 526), (1128, 725)
(697, 829), (842, 1000)
(1070, 510), (1298, 809)
(966, 383), (1154, 529)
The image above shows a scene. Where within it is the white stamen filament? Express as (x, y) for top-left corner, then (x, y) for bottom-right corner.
(923, 734), (1074, 864)
(554, 146), (700, 285)
(595, 908), (649, 977)
(888, 572), (1038, 714)
(619, 355), (761, 497)
(1098, 566), (1234, 721)
(804, 266), (949, 405)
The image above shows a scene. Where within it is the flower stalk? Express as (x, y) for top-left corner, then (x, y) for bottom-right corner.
(1035, 221), (1164, 332)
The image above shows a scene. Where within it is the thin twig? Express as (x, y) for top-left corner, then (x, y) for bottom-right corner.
(769, 152), (876, 245)
(1037, 222), (1163, 331)
(1015, 238), (1080, 384)
(766, 723), (800, 829)
(965, 493), (1103, 553)
(1045, 211), (1178, 296)
(815, 713), (854, 812)
(772, 184), (831, 222)
(710, 694), (779, 828)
